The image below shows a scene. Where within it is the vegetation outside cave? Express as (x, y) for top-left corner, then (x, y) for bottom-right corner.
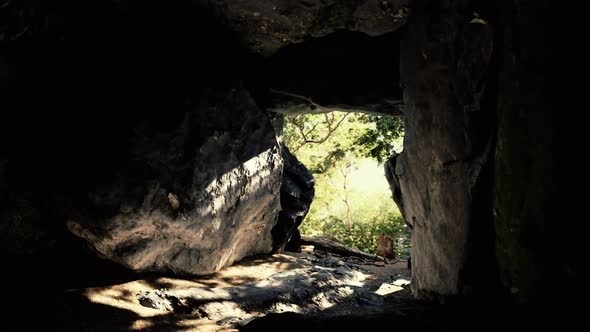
(282, 112), (410, 257)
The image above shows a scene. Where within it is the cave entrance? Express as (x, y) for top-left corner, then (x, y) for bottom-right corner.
(252, 28), (410, 262)
(281, 111), (410, 260)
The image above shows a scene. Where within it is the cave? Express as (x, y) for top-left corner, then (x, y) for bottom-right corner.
(0, 0), (585, 331)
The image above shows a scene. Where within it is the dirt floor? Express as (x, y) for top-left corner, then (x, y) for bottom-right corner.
(7, 246), (571, 332)
(49, 248), (410, 331)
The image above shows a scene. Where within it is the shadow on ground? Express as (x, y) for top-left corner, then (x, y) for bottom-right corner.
(4, 245), (582, 332)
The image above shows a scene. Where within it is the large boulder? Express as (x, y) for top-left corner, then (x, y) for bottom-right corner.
(65, 89), (283, 275)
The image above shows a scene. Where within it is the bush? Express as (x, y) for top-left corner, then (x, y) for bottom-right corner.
(302, 213), (411, 257)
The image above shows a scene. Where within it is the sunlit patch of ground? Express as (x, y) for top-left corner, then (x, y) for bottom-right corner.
(375, 278), (411, 295)
(78, 252), (409, 331)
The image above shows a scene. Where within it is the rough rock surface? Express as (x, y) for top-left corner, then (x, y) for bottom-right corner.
(254, 23), (407, 119)
(211, 0), (409, 55)
(3, 0), (583, 315)
(66, 89), (283, 275)
(384, 156), (406, 223)
(136, 250), (407, 328)
(272, 144), (315, 252)
(397, 1), (497, 299)
(0, 0), (405, 279)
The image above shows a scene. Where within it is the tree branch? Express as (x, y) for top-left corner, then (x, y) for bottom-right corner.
(293, 117), (321, 152)
(269, 89), (405, 117)
(292, 112), (351, 151)
(269, 89), (330, 112)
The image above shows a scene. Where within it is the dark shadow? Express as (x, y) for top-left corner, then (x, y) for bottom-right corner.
(248, 29), (405, 108)
(1, 0), (279, 287)
(239, 296), (569, 332)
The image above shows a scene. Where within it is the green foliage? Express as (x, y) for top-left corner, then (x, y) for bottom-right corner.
(301, 213), (411, 257)
(282, 112), (360, 173)
(356, 115), (405, 163)
(282, 111), (409, 256)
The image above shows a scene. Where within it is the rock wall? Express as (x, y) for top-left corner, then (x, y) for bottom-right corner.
(397, 0), (498, 299)
(493, 0), (584, 305)
(384, 156), (405, 223)
(211, 0), (409, 56)
(3, 0), (582, 307)
(0, 0), (401, 278)
(398, 0), (584, 305)
(271, 144), (315, 253)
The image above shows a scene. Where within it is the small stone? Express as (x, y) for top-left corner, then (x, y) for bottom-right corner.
(392, 278), (410, 287)
(137, 290), (175, 311)
(167, 193), (180, 210)
(374, 283), (403, 295)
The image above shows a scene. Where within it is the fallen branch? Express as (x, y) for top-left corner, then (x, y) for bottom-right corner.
(301, 235), (385, 261)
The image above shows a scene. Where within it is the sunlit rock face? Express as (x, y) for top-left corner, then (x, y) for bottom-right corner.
(64, 89), (283, 275)
(397, 0), (498, 299)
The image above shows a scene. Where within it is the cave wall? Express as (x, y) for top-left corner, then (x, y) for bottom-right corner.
(0, 1), (289, 276)
(1, 0), (403, 277)
(494, 0), (584, 305)
(2, 0), (583, 305)
(398, 0), (584, 304)
(397, 0), (497, 299)
(211, 0), (409, 56)
(494, 0), (554, 304)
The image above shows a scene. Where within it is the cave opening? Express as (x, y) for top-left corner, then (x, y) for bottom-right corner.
(280, 111), (410, 261)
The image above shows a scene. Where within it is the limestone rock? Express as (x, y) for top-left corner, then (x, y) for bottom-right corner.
(211, 0), (409, 56)
(137, 290), (176, 312)
(137, 255), (383, 325)
(398, 1), (496, 299)
(272, 144), (315, 252)
(66, 89), (284, 276)
(384, 156), (406, 223)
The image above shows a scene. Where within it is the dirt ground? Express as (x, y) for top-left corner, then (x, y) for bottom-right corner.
(60, 249), (410, 331)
